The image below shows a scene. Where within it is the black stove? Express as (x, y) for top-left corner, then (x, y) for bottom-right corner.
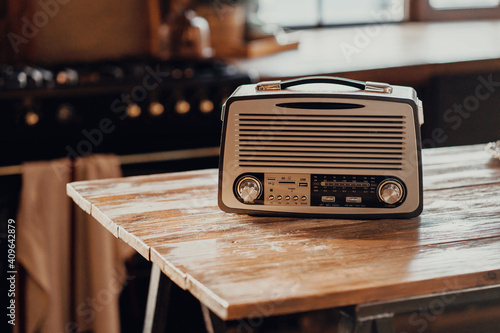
(0, 59), (253, 167)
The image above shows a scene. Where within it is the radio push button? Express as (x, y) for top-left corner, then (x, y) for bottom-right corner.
(321, 196), (336, 203)
(346, 197), (362, 204)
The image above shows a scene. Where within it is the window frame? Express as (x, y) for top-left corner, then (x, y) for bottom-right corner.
(409, 0), (500, 21)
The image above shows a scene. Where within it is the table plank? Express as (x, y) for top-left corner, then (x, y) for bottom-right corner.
(151, 238), (500, 320)
(67, 144), (500, 320)
(422, 144), (500, 190)
(67, 169), (218, 259)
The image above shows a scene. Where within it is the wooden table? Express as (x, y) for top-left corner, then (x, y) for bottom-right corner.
(67, 144), (500, 332)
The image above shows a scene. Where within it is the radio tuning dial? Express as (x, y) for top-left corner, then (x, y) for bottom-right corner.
(378, 180), (404, 205)
(236, 176), (262, 203)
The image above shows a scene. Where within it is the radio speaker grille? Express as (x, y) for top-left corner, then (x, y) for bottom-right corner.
(235, 113), (407, 171)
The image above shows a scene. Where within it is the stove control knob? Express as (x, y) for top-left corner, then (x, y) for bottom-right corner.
(236, 176), (262, 203)
(175, 100), (190, 114)
(378, 180), (404, 205)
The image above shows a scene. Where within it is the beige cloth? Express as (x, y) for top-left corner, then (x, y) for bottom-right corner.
(16, 155), (134, 333)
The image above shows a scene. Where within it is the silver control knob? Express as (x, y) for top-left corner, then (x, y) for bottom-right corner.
(236, 176), (262, 203)
(378, 180), (404, 205)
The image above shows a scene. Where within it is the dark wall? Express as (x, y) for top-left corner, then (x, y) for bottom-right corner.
(420, 71), (500, 148)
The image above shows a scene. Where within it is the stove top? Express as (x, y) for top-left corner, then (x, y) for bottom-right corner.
(0, 59), (253, 166)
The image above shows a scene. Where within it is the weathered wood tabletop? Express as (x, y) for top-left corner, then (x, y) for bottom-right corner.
(67, 144), (500, 321)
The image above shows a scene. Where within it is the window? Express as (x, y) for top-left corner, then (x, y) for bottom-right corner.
(255, 0), (500, 27)
(256, 0), (406, 28)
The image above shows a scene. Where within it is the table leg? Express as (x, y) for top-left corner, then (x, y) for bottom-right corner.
(143, 264), (172, 333)
(201, 304), (228, 333)
(338, 307), (373, 333)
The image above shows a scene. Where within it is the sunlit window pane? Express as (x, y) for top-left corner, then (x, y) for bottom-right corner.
(256, 0), (405, 27)
(256, 0), (319, 27)
(322, 0), (405, 25)
(430, 0), (500, 9)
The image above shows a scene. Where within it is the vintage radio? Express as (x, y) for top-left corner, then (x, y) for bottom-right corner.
(218, 76), (424, 218)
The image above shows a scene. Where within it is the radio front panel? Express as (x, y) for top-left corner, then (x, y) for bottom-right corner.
(218, 80), (423, 218)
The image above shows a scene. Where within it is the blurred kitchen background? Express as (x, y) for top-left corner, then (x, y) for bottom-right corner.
(1, 0), (500, 332)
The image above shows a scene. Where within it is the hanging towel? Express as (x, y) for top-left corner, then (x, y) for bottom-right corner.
(16, 155), (134, 333)
(16, 158), (72, 333)
(72, 155), (135, 333)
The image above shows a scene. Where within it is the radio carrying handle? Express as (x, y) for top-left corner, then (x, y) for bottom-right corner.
(256, 76), (393, 94)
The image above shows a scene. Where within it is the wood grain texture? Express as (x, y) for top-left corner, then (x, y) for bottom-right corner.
(67, 144), (500, 320)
